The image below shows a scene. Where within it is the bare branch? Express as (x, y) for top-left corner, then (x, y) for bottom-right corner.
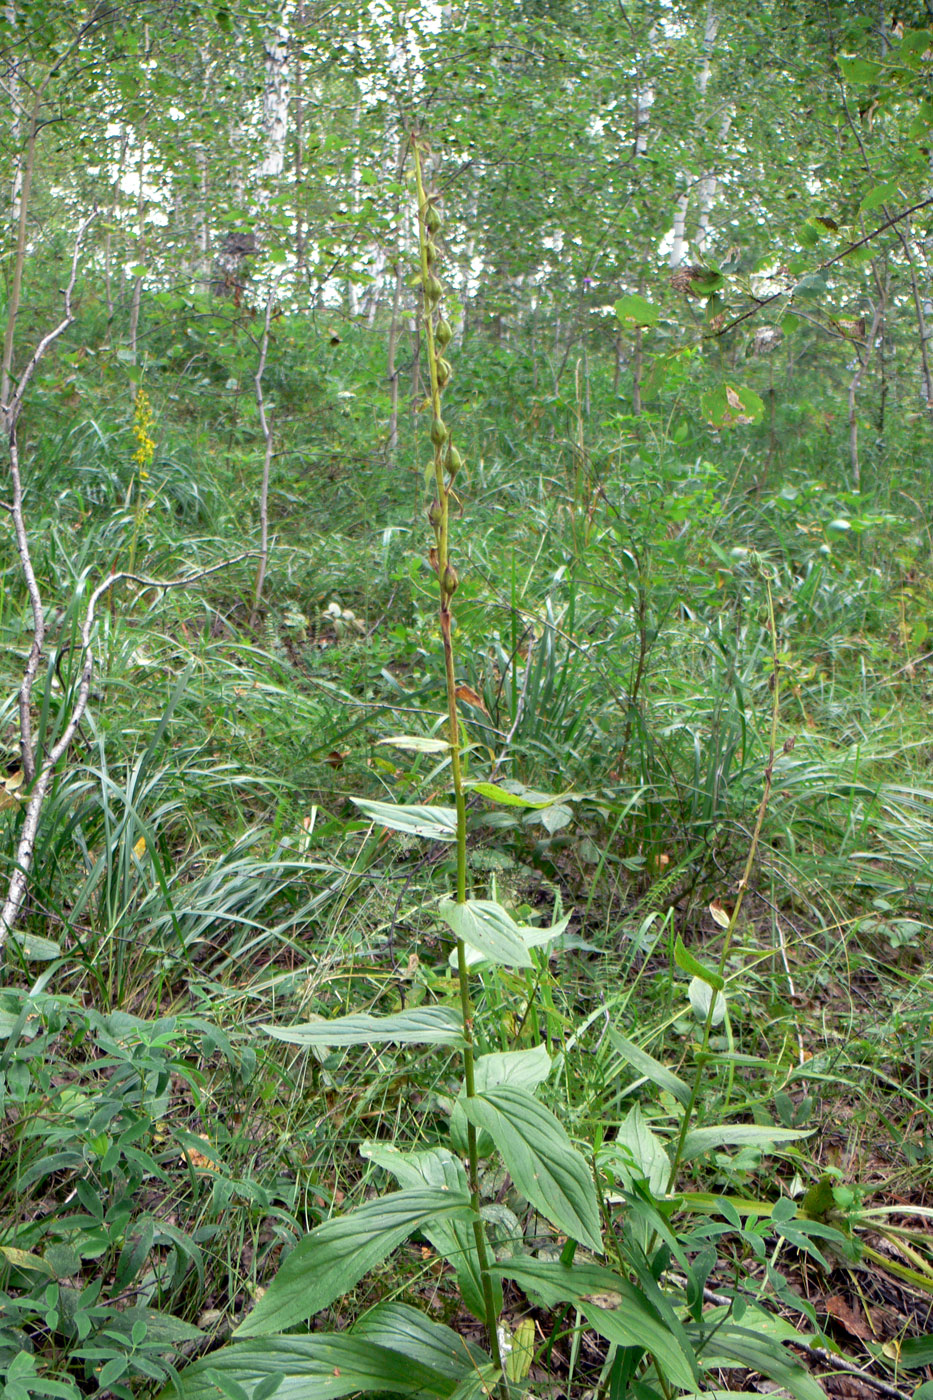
(2, 209), (97, 426)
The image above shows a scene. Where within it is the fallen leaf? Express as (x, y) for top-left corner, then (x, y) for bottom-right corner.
(826, 1294), (873, 1340)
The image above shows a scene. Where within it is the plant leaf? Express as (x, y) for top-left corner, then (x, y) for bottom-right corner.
(674, 937), (724, 990)
(351, 798), (457, 841)
(234, 1189), (474, 1337)
(680, 1124), (812, 1162)
(263, 1006), (464, 1048)
(694, 1321), (825, 1400)
(489, 1258), (698, 1390)
(607, 1028), (692, 1108)
(439, 899), (533, 967)
(360, 1144), (495, 1320)
(461, 1085), (602, 1252)
(162, 1334), (460, 1400)
(352, 1302), (489, 1379)
(615, 294), (659, 327)
(377, 736), (451, 753)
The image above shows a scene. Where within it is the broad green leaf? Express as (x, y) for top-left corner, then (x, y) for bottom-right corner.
(466, 781), (567, 808)
(439, 899), (533, 967)
(700, 384), (765, 430)
(443, 901), (573, 968)
(352, 1302), (489, 1379)
(360, 1144), (495, 1320)
(615, 295), (659, 327)
(680, 1124), (811, 1163)
(461, 1085), (602, 1252)
(263, 1007), (463, 1048)
(162, 1334), (459, 1400)
(351, 798), (457, 841)
(0, 1245), (52, 1274)
(474, 1044), (552, 1094)
(674, 937), (724, 990)
(859, 182), (898, 214)
(377, 736), (451, 753)
(489, 1258), (698, 1390)
(234, 1189), (474, 1337)
(694, 1322), (824, 1400)
(450, 1045), (552, 1160)
(607, 1028), (691, 1108)
(10, 932), (61, 961)
(899, 1335), (933, 1369)
(837, 55), (882, 83)
(688, 977), (727, 1025)
(606, 1104), (669, 1197)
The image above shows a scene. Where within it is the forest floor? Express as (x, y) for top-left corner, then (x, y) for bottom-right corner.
(1, 326), (933, 1397)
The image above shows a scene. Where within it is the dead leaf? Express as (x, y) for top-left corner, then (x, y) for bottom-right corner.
(826, 1294), (873, 1340)
(455, 684), (489, 714)
(709, 898), (732, 929)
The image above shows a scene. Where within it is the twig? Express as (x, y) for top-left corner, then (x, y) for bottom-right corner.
(2, 213), (97, 783)
(717, 196), (933, 337)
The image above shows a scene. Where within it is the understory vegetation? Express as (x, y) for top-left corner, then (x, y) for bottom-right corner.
(3, 4), (933, 1399)
(2, 267), (933, 1397)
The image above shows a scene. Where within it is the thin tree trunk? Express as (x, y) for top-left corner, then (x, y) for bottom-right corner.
(848, 300), (883, 490)
(251, 292), (276, 628)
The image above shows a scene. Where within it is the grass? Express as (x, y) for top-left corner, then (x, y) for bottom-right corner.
(1, 305), (932, 1397)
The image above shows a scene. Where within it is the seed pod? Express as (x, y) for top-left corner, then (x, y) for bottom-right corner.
(435, 357), (453, 388)
(435, 319), (453, 347)
(426, 204), (442, 234)
(443, 562), (459, 597)
(426, 240), (439, 266)
(427, 498), (443, 530)
(424, 274), (443, 304)
(445, 444), (463, 476)
(430, 416), (448, 446)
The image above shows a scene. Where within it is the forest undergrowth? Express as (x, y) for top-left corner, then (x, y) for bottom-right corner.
(1, 295), (933, 1400)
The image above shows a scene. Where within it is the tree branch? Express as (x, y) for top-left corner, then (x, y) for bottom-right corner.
(717, 196), (933, 337)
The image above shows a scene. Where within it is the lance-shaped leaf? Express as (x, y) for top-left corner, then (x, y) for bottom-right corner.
(488, 1258), (698, 1391)
(360, 1144), (496, 1320)
(263, 1006), (464, 1049)
(160, 1334), (460, 1400)
(439, 899), (533, 967)
(351, 798), (457, 841)
(680, 1124), (812, 1163)
(352, 1302), (489, 1381)
(461, 1085), (602, 1253)
(234, 1189), (474, 1337)
(607, 1028), (691, 1108)
(693, 1321), (826, 1400)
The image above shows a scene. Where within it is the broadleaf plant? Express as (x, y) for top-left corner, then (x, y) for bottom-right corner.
(161, 139), (823, 1400)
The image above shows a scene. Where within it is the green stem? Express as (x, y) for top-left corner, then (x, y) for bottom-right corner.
(413, 141), (506, 1395)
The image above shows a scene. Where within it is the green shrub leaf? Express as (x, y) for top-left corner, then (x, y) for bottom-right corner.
(163, 1334), (461, 1399)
